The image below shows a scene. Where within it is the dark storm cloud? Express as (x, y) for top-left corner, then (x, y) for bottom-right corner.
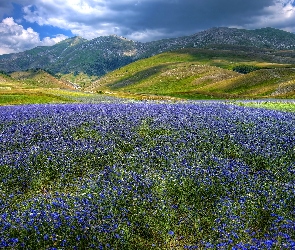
(105, 0), (275, 38)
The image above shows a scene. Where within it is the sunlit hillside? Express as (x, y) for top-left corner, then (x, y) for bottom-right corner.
(87, 48), (295, 99)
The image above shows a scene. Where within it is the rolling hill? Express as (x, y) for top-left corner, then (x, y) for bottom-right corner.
(0, 70), (81, 105)
(86, 48), (295, 99)
(10, 69), (77, 90)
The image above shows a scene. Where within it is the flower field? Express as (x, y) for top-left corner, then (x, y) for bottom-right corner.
(0, 102), (294, 249)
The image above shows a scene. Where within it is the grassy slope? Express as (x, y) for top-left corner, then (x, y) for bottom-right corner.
(198, 68), (295, 98)
(0, 71), (96, 105)
(87, 48), (295, 99)
(10, 69), (76, 90)
(57, 72), (99, 89)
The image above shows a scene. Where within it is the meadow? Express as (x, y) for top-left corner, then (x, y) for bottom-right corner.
(0, 101), (294, 249)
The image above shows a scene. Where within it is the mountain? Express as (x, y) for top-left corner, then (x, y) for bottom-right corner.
(0, 37), (86, 72)
(1, 27), (295, 77)
(179, 27), (295, 49)
(0, 35), (140, 76)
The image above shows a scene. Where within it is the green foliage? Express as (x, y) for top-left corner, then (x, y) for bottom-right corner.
(0, 70), (9, 76)
(233, 65), (260, 74)
(198, 68), (295, 98)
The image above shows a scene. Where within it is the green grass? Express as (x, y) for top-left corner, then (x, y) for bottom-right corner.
(235, 101), (295, 112)
(0, 88), (124, 106)
(0, 91), (71, 105)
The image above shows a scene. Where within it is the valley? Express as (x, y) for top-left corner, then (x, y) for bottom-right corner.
(1, 46), (295, 105)
(0, 27), (295, 104)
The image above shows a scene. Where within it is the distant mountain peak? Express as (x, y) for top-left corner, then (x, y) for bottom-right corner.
(58, 36), (87, 46)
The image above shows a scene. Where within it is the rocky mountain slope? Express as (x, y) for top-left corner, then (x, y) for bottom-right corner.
(1, 27), (295, 77)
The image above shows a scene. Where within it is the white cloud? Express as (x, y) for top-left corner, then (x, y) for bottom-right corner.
(128, 29), (169, 42)
(0, 17), (68, 55)
(21, 0), (117, 39)
(17, 0), (194, 40)
(247, 0), (295, 30)
(41, 34), (69, 46)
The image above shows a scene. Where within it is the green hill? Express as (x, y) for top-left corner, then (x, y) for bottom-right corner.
(10, 69), (77, 90)
(87, 48), (295, 99)
(0, 70), (80, 105)
(197, 68), (295, 98)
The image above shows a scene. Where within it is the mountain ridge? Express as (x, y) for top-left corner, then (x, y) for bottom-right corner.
(1, 27), (295, 77)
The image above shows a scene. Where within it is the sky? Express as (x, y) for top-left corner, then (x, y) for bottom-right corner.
(0, 0), (295, 55)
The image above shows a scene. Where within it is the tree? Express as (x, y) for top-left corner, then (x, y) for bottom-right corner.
(233, 65), (260, 74)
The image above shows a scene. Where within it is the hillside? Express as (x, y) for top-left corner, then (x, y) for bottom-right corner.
(1, 27), (295, 78)
(10, 69), (77, 90)
(0, 70), (82, 105)
(197, 68), (295, 98)
(87, 48), (295, 99)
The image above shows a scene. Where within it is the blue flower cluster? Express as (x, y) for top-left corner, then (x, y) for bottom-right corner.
(0, 102), (294, 249)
